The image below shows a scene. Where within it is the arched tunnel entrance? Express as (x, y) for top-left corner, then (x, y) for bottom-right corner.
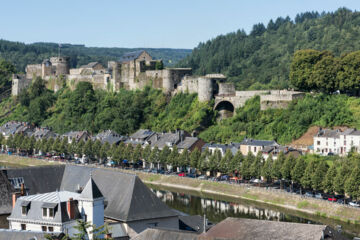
(214, 101), (235, 120)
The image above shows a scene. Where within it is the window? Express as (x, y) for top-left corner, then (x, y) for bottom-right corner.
(344, 141), (346, 145)
(21, 206), (27, 216)
(326, 142), (328, 146)
(41, 226), (47, 232)
(48, 227), (54, 232)
(317, 141), (320, 145)
(21, 224), (26, 230)
(49, 208), (54, 218)
(254, 147), (257, 152)
(42, 208), (48, 217)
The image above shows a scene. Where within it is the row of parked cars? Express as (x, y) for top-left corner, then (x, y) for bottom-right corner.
(303, 191), (360, 207)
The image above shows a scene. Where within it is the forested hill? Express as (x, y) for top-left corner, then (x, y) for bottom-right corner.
(178, 8), (360, 90)
(0, 40), (191, 71)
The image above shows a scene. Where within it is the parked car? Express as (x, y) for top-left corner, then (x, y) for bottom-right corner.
(178, 172), (186, 177)
(305, 192), (314, 198)
(198, 175), (207, 180)
(336, 199), (345, 204)
(315, 193), (323, 199)
(328, 196), (337, 202)
(349, 201), (360, 207)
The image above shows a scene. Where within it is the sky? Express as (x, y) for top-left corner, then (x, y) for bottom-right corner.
(0, 0), (358, 49)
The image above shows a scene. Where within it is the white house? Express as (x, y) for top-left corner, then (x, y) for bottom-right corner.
(339, 128), (360, 156)
(313, 128), (341, 156)
(7, 177), (104, 239)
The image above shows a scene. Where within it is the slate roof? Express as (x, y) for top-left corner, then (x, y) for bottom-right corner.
(93, 130), (126, 145)
(0, 171), (14, 214)
(315, 129), (341, 138)
(8, 191), (81, 224)
(63, 131), (90, 142)
(119, 50), (147, 62)
(148, 130), (190, 149)
(199, 218), (347, 240)
(129, 129), (154, 141)
(240, 138), (278, 147)
(179, 215), (212, 233)
(340, 128), (360, 136)
(0, 229), (51, 240)
(2, 165), (177, 222)
(0, 121), (23, 136)
(177, 137), (200, 150)
(60, 165), (178, 222)
(33, 127), (56, 140)
(202, 143), (240, 154)
(132, 228), (199, 240)
(79, 177), (103, 199)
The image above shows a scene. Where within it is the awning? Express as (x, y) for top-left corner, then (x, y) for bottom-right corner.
(41, 202), (58, 208)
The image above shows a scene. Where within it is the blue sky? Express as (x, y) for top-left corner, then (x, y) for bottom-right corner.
(0, 0), (358, 49)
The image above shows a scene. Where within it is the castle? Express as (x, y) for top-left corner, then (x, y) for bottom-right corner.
(12, 50), (304, 118)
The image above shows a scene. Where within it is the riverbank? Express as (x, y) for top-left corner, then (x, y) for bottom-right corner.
(1, 155), (360, 230)
(123, 170), (360, 226)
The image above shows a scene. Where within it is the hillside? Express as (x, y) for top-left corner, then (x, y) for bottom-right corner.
(178, 8), (360, 90)
(0, 40), (191, 72)
(3, 77), (360, 145)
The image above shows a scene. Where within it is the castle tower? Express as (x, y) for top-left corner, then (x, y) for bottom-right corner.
(78, 175), (104, 240)
(50, 56), (70, 76)
(41, 59), (52, 78)
(198, 77), (213, 102)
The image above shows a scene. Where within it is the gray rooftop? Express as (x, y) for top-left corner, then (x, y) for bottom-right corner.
(132, 228), (198, 240)
(20, 191), (79, 203)
(0, 229), (54, 240)
(1, 165), (177, 222)
(177, 137), (200, 150)
(199, 217), (347, 240)
(148, 130), (190, 149)
(240, 138), (278, 147)
(79, 177), (103, 199)
(0, 171), (14, 214)
(129, 129), (154, 141)
(315, 128), (341, 138)
(94, 130), (126, 145)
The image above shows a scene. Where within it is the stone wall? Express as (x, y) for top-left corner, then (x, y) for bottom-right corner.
(25, 64), (42, 79)
(11, 74), (32, 96)
(178, 76), (199, 94)
(218, 83), (235, 96)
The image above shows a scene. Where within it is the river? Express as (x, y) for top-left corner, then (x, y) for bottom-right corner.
(149, 184), (359, 238)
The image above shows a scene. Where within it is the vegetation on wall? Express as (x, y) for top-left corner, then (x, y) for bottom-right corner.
(178, 8), (360, 90)
(199, 94), (356, 144)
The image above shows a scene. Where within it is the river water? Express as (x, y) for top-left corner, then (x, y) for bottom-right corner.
(149, 185), (359, 238)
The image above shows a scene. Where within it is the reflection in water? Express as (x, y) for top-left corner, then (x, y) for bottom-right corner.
(150, 188), (317, 225)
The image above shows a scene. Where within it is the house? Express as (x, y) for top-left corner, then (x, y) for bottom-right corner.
(198, 217), (347, 240)
(93, 130), (127, 145)
(177, 137), (206, 153)
(147, 130), (190, 150)
(8, 177), (104, 239)
(33, 127), (57, 140)
(2, 165), (179, 238)
(339, 128), (360, 156)
(239, 138), (278, 156)
(126, 129), (155, 146)
(261, 145), (302, 160)
(313, 128), (341, 156)
(0, 121), (23, 139)
(62, 131), (90, 144)
(202, 142), (241, 157)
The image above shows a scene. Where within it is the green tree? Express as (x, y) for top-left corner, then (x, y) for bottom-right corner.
(0, 59), (16, 94)
(229, 151), (244, 175)
(281, 155), (295, 181)
(92, 139), (102, 160)
(83, 140), (93, 159)
(250, 151), (263, 179)
(190, 148), (201, 170)
(322, 163), (337, 193)
(311, 160), (328, 191)
(345, 166), (360, 199)
(291, 157), (307, 184)
(272, 152), (285, 180)
(99, 142), (110, 163)
(262, 154), (273, 182)
(220, 149), (233, 174)
(241, 152), (253, 179)
(301, 160), (317, 189)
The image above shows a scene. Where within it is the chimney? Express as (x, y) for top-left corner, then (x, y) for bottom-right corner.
(20, 183), (25, 196)
(67, 198), (75, 219)
(12, 192), (21, 208)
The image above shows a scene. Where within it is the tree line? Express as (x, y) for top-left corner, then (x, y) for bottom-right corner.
(178, 8), (360, 90)
(290, 49), (360, 94)
(2, 132), (360, 200)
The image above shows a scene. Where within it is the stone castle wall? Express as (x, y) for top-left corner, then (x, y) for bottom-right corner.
(11, 74), (32, 96)
(25, 64), (42, 79)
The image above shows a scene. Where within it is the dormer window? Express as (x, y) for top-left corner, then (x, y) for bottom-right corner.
(49, 208), (54, 217)
(42, 203), (57, 219)
(21, 201), (30, 216)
